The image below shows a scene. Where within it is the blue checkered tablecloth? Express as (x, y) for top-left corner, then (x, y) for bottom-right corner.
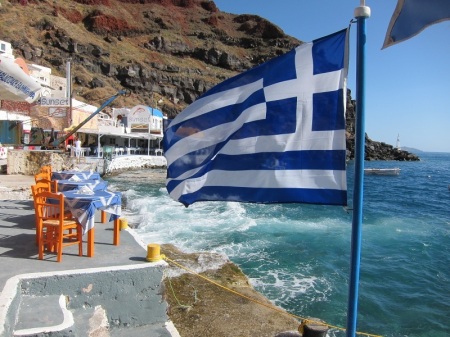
(57, 179), (108, 192)
(63, 190), (121, 234)
(52, 171), (101, 181)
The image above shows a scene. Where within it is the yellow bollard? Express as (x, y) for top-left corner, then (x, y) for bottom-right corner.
(298, 318), (328, 337)
(146, 243), (162, 262)
(119, 218), (128, 230)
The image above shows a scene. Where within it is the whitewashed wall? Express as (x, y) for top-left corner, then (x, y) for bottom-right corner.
(106, 155), (167, 174)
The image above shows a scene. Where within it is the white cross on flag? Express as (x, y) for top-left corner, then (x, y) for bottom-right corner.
(163, 29), (349, 207)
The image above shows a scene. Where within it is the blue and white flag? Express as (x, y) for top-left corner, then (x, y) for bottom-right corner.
(383, 0), (450, 49)
(163, 29), (349, 207)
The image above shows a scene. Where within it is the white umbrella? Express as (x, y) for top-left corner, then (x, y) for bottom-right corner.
(0, 55), (42, 103)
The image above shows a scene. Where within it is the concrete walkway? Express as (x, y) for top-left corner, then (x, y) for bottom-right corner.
(0, 197), (179, 337)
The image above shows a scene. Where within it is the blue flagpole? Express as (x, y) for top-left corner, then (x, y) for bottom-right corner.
(347, 2), (370, 337)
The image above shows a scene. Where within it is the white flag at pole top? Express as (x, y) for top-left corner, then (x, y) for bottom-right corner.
(383, 0), (450, 49)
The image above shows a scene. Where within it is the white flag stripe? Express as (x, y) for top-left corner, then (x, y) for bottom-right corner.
(294, 42), (314, 85)
(314, 71), (344, 92)
(165, 102), (267, 163)
(264, 66), (343, 103)
(263, 78), (300, 102)
(219, 129), (347, 155)
(170, 169), (347, 200)
(169, 79), (264, 127)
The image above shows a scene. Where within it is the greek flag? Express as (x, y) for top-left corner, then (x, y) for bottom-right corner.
(383, 0), (450, 49)
(163, 29), (349, 207)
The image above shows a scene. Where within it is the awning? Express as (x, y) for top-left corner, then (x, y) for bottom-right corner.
(0, 55), (42, 103)
(95, 131), (161, 140)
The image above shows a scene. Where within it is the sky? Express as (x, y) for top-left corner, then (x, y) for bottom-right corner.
(213, 0), (450, 153)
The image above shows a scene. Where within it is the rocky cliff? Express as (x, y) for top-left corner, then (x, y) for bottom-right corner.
(0, 0), (419, 161)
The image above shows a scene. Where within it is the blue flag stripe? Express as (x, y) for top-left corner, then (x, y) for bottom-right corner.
(312, 90), (345, 131)
(167, 149), (346, 181)
(312, 30), (347, 74)
(167, 169), (347, 201)
(175, 186), (348, 207)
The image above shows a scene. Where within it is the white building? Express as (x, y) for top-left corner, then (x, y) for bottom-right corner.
(0, 41), (13, 57)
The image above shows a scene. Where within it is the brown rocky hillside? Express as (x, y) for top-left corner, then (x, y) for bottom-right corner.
(0, 0), (298, 113)
(0, 0), (418, 160)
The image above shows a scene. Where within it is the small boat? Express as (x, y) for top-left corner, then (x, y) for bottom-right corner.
(364, 168), (401, 176)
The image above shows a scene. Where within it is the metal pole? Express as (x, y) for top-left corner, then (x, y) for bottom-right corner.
(347, 2), (370, 337)
(97, 134), (101, 158)
(66, 60), (72, 127)
(149, 106), (153, 156)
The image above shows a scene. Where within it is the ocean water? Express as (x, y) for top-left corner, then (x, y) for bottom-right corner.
(106, 152), (450, 337)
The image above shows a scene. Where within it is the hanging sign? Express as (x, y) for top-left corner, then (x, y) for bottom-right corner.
(40, 97), (69, 107)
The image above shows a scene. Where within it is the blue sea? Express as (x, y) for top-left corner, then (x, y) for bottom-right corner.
(106, 152), (449, 337)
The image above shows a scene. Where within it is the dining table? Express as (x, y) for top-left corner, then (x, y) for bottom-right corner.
(56, 179), (108, 192)
(52, 170), (101, 181)
(62, 189), (122, 257)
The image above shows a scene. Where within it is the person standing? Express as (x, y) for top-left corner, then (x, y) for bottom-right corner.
(74, 136), (82, 161)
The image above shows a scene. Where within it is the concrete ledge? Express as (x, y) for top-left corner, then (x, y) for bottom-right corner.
(0, 263), (175, 337)
(14, 295), (74, 336)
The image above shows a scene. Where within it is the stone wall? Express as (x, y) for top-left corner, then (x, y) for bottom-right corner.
(5, 150), (167, 176)
(6, 150), (68, 175)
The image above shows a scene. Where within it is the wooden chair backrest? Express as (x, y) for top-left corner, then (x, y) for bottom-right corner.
(31, 183), (54, 221)
(31, 184), (48, 198)
(33, 179), (58, 193)
(35, 172), (51, 182)
(34, 191), (65, 226)
(40, 165), (52, 175)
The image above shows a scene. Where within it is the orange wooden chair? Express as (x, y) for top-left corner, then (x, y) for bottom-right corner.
(34, 191), (83, 262)
(31, 183), (72, 246)
(31, 183), (51, 245)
